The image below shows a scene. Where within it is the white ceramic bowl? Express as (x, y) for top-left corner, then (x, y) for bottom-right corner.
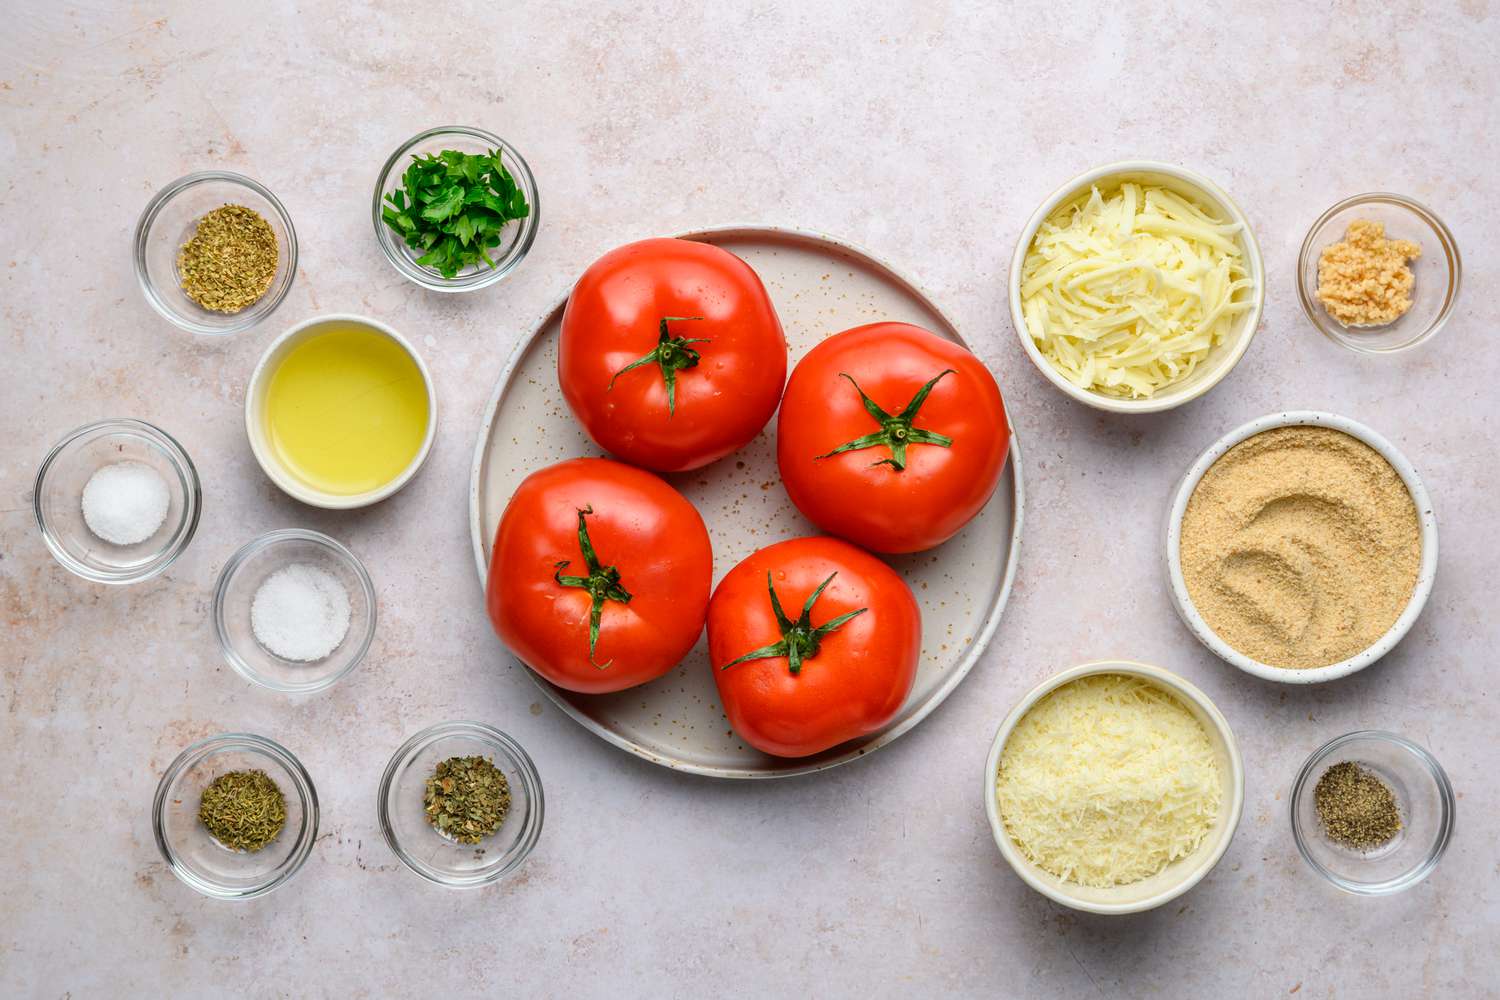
(1008, 160), (1265, 413)
(984, 660), (1244, 915)
(1165, 411), (1438, 683)
(245, 313), (436, 509)
(984, 660), (1244, 913)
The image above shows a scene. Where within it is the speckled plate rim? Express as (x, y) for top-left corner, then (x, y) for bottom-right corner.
(1164, 410), (1439, 684)
(468, 223), (1025, 779)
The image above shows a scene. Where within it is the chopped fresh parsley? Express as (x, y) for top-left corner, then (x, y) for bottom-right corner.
(380, 148), (530, 279)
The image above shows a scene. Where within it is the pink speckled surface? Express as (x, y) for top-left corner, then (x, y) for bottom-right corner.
(2, 3), (1497, 997)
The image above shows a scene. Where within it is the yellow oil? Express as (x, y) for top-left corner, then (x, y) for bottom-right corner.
(263, 324), (430, 495)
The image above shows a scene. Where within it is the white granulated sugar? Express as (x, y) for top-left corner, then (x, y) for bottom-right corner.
(250, 563), (352, 662)
(81, 461), (171, 546)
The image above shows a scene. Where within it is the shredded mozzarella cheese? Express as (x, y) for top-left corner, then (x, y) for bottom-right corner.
(996, 674), (1222, 888)
(1020, 183), (1253, 399)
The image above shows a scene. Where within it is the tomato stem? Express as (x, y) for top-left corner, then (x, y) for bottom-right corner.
(552, 505), (633, 668)
(720, 571), (867, 676)
(607, 316), (709, 417)
(816, 369), (956, 471)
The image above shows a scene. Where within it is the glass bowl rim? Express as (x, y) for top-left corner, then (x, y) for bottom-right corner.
(212, 527), (378, 693)
(1289, 729), (1455, 896)
(133, 170), (299, 336)
(152, 731), (320, 900)
(370, 125), (540, 293)
(33, 417), (202, 585)
(1295, 191), (1461, 356)
(377, 720), (545, 888)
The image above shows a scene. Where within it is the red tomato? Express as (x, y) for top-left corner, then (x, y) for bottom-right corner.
(559, 237), (788, 472)
(776, 322), (1009, 553)
(487, 457), (713, 694)
(708, 536), (921, 758)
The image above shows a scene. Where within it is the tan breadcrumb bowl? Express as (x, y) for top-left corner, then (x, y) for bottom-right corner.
(1166, 411), (1438, 684)
(984, 661), (1244, 915)
(1179, 425), (1420, 669)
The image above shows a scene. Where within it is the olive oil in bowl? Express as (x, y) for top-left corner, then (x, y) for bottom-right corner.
(257, 319), (433, 502)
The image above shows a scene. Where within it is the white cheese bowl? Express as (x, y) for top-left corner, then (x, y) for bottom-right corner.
(1164, 411), (1439, 684)
(1008, 161), (1265, 413)
(983, 660), (1244, 915)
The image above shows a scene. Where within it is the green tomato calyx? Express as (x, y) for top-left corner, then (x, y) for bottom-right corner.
(720, 571), (867, 676)
(607, 316), (709, 417)
(816, 369), (957, 471)
(553, 505), (633, 669)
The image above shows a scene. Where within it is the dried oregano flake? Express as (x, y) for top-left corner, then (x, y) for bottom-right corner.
(177, 203), (278, 313)
(423, 755), (511, 844)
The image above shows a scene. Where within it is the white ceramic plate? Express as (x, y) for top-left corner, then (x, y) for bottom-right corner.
(469, 225), (1024, 778)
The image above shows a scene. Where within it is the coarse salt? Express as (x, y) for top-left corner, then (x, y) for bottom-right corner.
(250, 563), (351, 662)
(81, 461), (171, 546)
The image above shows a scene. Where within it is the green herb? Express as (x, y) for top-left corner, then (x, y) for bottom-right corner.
(552, 505), (632, 668)
(720, 572), (867, 676)
(1314, 761), (1402, 851)
(198, 769), (287, 853)
(424, 755), (512, 844)
(817, 369), (956, 472)
(380, 148), (530, 279)
(177, 204), (278, 313)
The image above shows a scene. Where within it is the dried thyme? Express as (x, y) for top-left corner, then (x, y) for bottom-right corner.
(423, 755), (511, 844)
(177, 203), (278, 313)
(198, 769), (287, 852)
(1314, 761), (1402, 850)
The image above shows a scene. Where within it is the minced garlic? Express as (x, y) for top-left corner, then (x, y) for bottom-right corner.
(1315, 219), (1421, 327)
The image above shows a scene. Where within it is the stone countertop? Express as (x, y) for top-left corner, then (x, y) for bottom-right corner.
(2, 3), (1496, 997)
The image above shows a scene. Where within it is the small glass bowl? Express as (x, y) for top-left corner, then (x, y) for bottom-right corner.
(378, 722), (544, 888)
(153, 733), (318, 900)
(34, 419), (201, 584)
(134, 171), (298, 336)
(1297, 193), (1460, 354)
(1290, 731), (1454, 895)
(371, 126), (539, 292)
(213, 529), (377, 693)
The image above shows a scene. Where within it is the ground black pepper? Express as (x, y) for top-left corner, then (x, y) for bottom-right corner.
(1314, 760), (1402, 850)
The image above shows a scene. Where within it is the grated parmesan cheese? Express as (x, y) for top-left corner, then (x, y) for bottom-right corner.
(1020, 182), (1253, 399)
(996, 673), (1221, 888)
